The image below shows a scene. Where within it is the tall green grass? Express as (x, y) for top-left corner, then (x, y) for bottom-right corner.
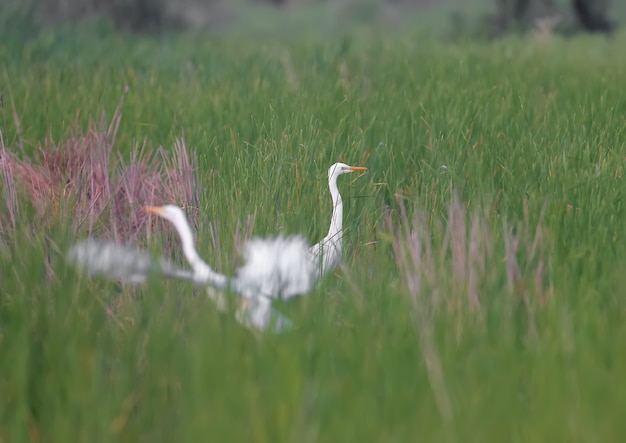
(1, 28), (626, 442)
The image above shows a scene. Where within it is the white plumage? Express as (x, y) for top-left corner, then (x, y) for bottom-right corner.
(308, 162), (367, 277)
(68, 162), (367, 333)
(67, 239), (194, 284)
(236, 234), (316, 300)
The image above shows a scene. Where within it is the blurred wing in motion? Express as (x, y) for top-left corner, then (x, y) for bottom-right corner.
(67, 238), (295, 333)
(235, 235), (317, 300)
(67, 239), (194, 283)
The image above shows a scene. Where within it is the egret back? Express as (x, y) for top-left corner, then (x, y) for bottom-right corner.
(235, 235), (317, 300)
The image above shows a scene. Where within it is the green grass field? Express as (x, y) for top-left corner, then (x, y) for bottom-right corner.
(1, 23), (626, 442)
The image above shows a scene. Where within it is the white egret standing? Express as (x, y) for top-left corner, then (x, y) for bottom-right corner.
(308, 163), (368, 277)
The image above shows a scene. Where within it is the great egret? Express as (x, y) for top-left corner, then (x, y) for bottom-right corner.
(69, 162), (367, 332)
(309, 163), (368, 277)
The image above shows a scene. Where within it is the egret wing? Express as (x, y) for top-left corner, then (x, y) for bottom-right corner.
(67, 239), (194, 283)
(236, 235), (317, 300)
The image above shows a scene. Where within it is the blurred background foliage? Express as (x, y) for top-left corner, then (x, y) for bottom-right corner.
(0, 0), (619, 44)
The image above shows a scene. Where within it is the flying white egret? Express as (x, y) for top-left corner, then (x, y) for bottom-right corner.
(69, 162), (367, 332)
(142, 204), (312, 331)
(67, 236), (295, 332)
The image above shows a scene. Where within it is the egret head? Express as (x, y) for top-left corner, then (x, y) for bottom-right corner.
(328, 162), (368, 181)
(144, 204), (188, 226)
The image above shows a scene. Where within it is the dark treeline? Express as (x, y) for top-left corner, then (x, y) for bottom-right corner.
(0, 0), (617, 37)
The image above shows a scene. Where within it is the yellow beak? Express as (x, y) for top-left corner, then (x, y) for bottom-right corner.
(143, 205), (163, 216)
(348, 166), (368, 171)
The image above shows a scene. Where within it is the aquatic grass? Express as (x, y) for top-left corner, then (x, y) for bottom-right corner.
(1, 27), (626, 442)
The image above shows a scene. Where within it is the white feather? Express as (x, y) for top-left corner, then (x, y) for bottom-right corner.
(235, 235), (317, 300)
(67, 240), (180, 283)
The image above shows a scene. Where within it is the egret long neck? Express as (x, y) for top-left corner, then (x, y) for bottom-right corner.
(326, 175), (343, 242)
(172, 218), (229, 290)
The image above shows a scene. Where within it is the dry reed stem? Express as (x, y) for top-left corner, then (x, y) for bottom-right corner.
(385, 193), (553, 424)
(0, 102), (200, 255)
